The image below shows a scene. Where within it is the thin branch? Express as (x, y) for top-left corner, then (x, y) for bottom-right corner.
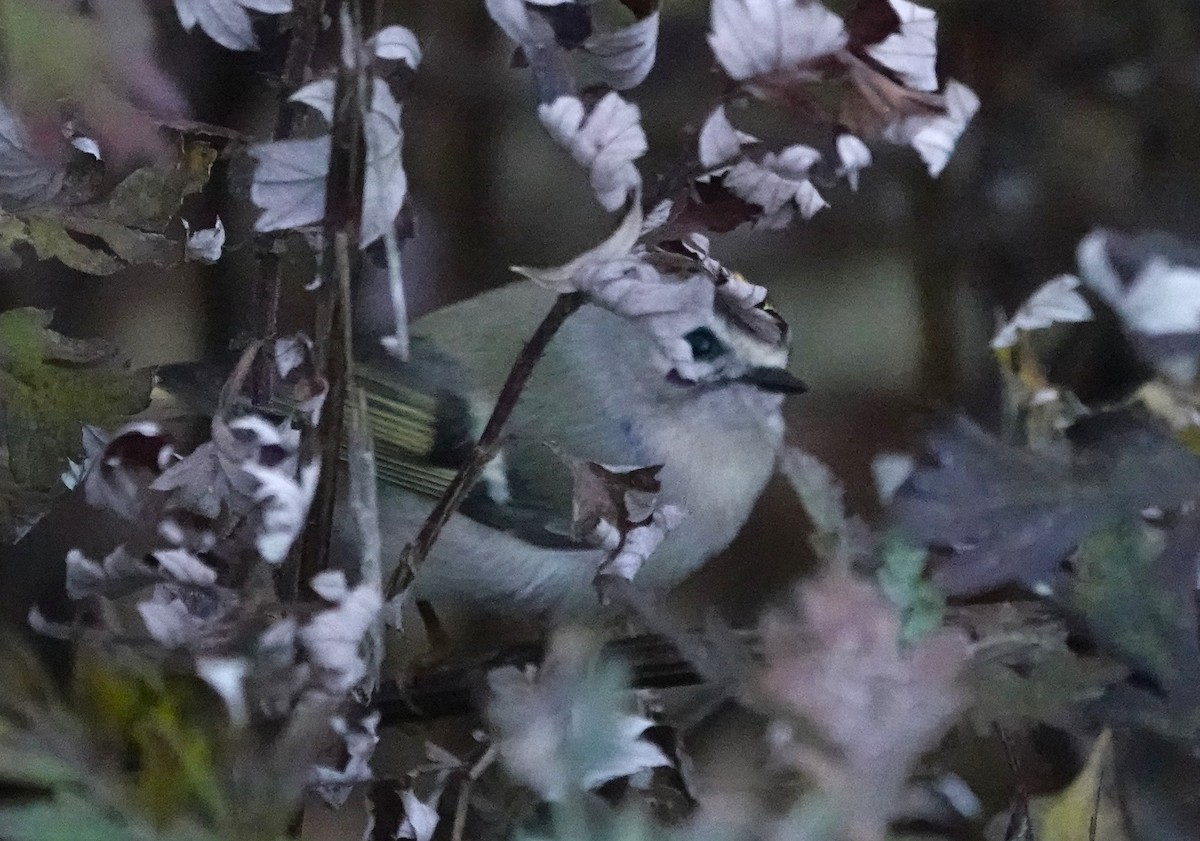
(451, 745), (496, 841)
(296, 4), (368, 593)
(252, 0), (328, 407)
(383, 291), (586, 602)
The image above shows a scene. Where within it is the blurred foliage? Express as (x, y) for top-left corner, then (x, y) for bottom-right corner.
(0, 642), (311, 841)
(0, 308), (150, 540)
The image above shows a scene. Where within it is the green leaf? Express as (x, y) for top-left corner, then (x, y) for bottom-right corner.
(0, 142), (216, 276)
(877, 536), (945, 643)
(1069, 518), (1200, 693)
(0, 308), (150, 538)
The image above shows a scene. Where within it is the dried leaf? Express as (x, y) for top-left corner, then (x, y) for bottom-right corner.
(311, 711), (380, 806)
(556, 451), (686, 583)
(0, 141), (215, 275)
(243, 459), (319, 564)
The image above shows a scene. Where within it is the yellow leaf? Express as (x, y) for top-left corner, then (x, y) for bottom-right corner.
(1035, 730), (1129, 841)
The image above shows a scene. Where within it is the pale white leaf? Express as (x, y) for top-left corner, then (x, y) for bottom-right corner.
(723, 146), (829, 226)
(1078, 233), (1200, 339)
(196, 656), (249, 726)
(172, 0), (293, 51)
(311, 569), (351, 602)
(360, 79), (408, 247)
(485, 0), (534, 44)
(137, 595), (195, 647)
(990, 274), (1093, 349)
(369, 25), (422, 69)
(299, 572), (383, 692)
(487, 632), (671, 801)
(243, 459), (320, 563)
(485, 0), (568, 45)
(249, 136), (331, 232)
(881, 79), (979, 176)
(871, 452), (914, 506)
(135, 583), (237, 650)
(514, 203), (785, 380)
(836, 133), (872, 190)
(581, 714), (670, 790)
(698, 104), (758, 169)
(538, 92), (646, 211)
(397, 788), (441, 841)
(65, 546), (153, 600)
(865, 0), (939, 93)
(183, 216), (225, 264)
(70, 136), (102, 160)
(379, 226), (410, 359)
(641, 198), (673, 233)
(0, 101), (64, 207)
(779, 447), (847, 540)
(579, 11), (659, 90)
(312, 712), (381, 807)
(709, 0), (847, 82)
(289, 78), (336, 123)
(510, 199), (640, 288)
(597, 504), (686, 582)
(1125, 259), (1200, 335)
(152, 547), (217, 586)
(538, 96), (586, 147)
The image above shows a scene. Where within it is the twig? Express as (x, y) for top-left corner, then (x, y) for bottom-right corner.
(298, 230), (356, 591)
(451, 745), (496, 841)
(296, 5), (368, 593)
(383, 291), (586, 601)
(252, 0), (328, 407)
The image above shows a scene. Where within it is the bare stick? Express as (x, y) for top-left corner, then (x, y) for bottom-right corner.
(451, 745), (496, 841)
(384, 291), (586, 600)
(252, 0), (328, 407)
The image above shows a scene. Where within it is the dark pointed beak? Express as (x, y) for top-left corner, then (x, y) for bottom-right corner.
(739, 366), (808, 394)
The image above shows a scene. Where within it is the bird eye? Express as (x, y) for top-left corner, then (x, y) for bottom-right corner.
(684, 327), (726, 361)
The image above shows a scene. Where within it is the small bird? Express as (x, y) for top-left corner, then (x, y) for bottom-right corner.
(347, 272), (805, 622)
(0, 261), (803, 656)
